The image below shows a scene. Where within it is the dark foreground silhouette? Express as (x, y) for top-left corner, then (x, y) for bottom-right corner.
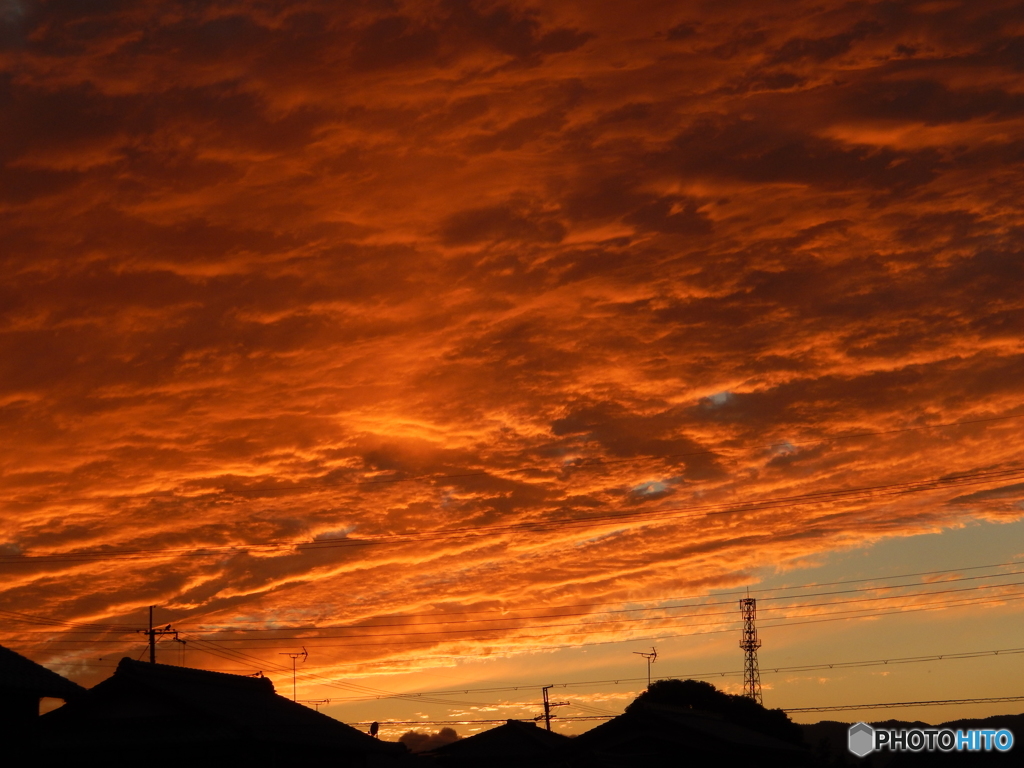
(20, 657), (410, 767)
(4, 650), (1020, 768)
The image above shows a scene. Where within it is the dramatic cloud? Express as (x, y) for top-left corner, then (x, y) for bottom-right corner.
(1, 0), (1022, 714)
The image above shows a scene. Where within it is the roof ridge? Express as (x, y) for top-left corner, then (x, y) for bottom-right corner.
(0, 644), (85, 698)
(116, 657), (275, 688)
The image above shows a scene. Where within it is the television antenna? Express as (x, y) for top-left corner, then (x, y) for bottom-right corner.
(279, 647), (308, 702)
(633, 647), (657, 689)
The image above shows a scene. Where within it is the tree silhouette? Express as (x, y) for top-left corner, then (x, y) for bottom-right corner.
(626, 679), (804, 745)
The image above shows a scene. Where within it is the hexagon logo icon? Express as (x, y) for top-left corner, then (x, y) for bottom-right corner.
(848, 722), (875, 757)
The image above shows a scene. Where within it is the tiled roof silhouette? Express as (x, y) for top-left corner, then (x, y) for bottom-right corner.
(37, 657), (407, 765)
(430, 719), (570, 766)
(0, 644), (85, 699)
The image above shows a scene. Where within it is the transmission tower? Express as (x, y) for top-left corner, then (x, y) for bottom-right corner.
(739, 597), (762, 705)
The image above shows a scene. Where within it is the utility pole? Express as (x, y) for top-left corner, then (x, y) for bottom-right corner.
(138, 605), (181, 664)
(739, 596), (762, 705)
(279, 647), (308, 702)
(633, 647), (657, 689)
(540, 685), (569, 731)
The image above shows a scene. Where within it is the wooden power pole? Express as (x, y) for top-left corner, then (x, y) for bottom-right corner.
(541, 685), (569, 731)
(139, 605), (181, 664)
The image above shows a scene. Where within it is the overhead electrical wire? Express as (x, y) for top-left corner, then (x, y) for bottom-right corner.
(7, 608), (1024, 712)
(178, 635), (495, 707)
(0, 607), (137, 632)
(23, 589), (1011, 660)
(8, 581), (1024, 650)
(162, 592), (1024, 652)
(11, 566), (1021, 641)
(345, 716), (613, 726)
(316, 646), (1024, 701)
(785, 695), (1024, 713)
(344, 693), (1024, 727)
(3, 563), (1021, 709)
(178, 557), (1024, 629)
(148, 582), (1024, 646)
(172, 567), (1024, 636)
(158, 591), (1024, 649)
(4, 563), (1022, 645)
(145, 622), (1024, 712)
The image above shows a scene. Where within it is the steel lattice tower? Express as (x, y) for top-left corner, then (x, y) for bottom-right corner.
(739, 597), (762, 705)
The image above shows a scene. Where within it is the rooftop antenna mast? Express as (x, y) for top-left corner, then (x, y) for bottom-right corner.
(739, 594), (762, 705)
(633, 647), (657, 689)
(279, 647), (308, 702)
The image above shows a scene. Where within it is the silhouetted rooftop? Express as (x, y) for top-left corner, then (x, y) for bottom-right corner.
(430, 718), (570, 766)
(37, 657), (406, 764)
(0, 644), (84, 700)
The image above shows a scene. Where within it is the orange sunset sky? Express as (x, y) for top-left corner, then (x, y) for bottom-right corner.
(2, 0), (1024, 736)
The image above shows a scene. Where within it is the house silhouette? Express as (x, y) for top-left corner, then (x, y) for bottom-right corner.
(1, 643), (86, 766)
(35, 657), (410, 767)
(0, 644), (84, 727)
(427, 718), (571, 767)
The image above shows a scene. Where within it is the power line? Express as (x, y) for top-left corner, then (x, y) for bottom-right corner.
(14, 589), (1024, 649)
(0, 608), (135, 632)
(151, 623), (1024, 713)
(14, 618), (1024, 714)
(4, 561), (1022, 703)
(150, 591), (1024, 691)
(311, 646), (1024, 702)
(178, 636), (488, 707)
(179, 591), (1024, 652)
(785, 696), (1024, 713)
(4, 463), (1023, 564)
(174, 558), (1024, 631)
(7, 584), (1024, 651)
(165, 570), (1024, 639)
(15, 610), (1024, 727)
(347, 692), (1024, 726)
(128, 581), (1024, 645)
(345, 716), (614, 726)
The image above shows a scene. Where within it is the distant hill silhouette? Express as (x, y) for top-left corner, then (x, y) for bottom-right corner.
(568, 679), (812, 767)
(627, 678), (805, 745)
